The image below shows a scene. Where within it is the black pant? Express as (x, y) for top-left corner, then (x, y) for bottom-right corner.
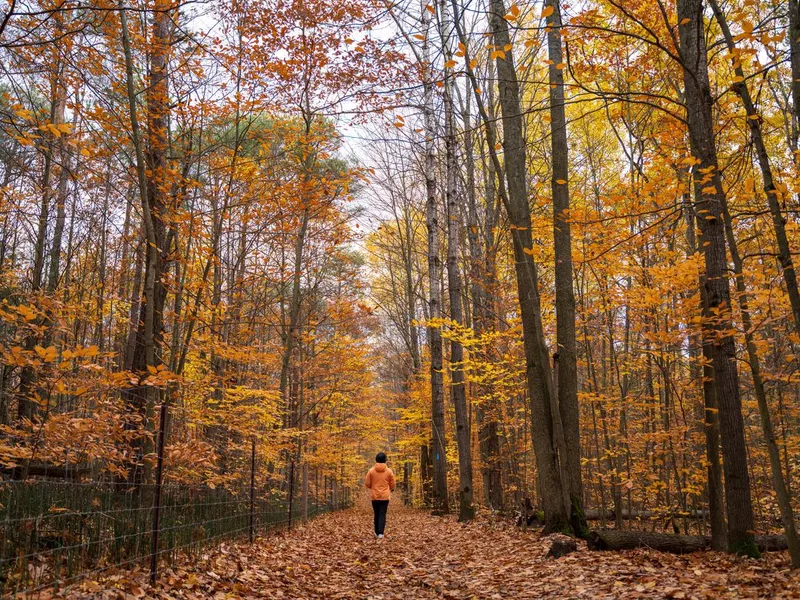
(372, 500), (389, 535)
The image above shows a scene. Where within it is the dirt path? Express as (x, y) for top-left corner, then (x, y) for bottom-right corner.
(68, 508), (800, 599)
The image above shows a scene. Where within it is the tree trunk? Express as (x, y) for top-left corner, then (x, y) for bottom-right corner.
(440, 0), (474, 522)
(546, 0), (585, 536)
(467, 77), (503, 513)
(682, 184), (727, 550)
(453, 0), (566, 529)
(118, 0), (172, 483)
(676, 0), (758, 557)
(487, 0), (568, 532)
(422, 0), (448, 514)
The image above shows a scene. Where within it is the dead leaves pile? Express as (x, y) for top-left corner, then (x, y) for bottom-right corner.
(52, 508), (800, 599)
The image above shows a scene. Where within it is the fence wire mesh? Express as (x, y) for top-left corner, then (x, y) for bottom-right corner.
(0, 472), (351, 596)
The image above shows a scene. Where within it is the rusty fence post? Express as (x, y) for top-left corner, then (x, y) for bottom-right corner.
(287, 460), (295, 530)
(149, 398), (169, 586)
(249, 437), (256, 543)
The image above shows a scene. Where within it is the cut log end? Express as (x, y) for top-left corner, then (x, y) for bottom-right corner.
(546, 537), (578, 558)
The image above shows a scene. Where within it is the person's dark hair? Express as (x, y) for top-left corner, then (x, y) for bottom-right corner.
(375, 452), (387, 464)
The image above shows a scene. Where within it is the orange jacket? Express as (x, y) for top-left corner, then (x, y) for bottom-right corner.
(365, 463), (395, 501)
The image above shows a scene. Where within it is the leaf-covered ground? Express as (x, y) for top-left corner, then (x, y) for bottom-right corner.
(61, 507), (800, 599)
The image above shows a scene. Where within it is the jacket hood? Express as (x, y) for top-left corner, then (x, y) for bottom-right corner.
(374, 463), (387, 472)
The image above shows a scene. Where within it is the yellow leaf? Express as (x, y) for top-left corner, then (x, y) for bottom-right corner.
(542, 5), (554, 18)
(16, 305), (37, 321)
(13, 135), (35, 147)
(444, 59), (457, 68)
(14, 108), (34, 120)
(679, 17), (690, 25)
(34, 345), (58, 362)
(556, 179), (567, 184)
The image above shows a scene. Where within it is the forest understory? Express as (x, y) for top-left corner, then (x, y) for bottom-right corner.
(54, 507), (800, 600)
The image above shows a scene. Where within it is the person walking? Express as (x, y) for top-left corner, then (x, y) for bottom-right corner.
(364, 452), (395, 538)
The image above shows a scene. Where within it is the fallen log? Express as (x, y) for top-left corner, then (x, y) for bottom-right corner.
(2, 463), (90, 480)
(588, 530), (788, 554)
(584, 509), (709, 521)
(588, 530), (710, 554)
(756, 534), (788, 552)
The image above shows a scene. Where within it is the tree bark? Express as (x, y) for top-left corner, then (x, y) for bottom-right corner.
(467, 77), (503, 513)
(441, 0), (473, 522)
(422, 0), (448, 514)
(546, 0), (585, 536)
(119, 0), (172, 483)
(676, 0), (758, 557)
(682, 185), (727, 550)
(488, 0), (568, 532)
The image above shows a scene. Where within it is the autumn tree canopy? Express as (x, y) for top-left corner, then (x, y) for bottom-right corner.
(1, 0), (800, 591)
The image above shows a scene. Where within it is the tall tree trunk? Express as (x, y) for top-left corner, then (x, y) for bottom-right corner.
(441, 0), (473, 521)
(682, 183), (727, 550)
(467, 81), (503, 512)
(546, 0), (585, 536)
(676, 0), (758, 556)
(422, 0), (448, 514)
(119, 0), (172, 483)
(487, 0), (568, 532)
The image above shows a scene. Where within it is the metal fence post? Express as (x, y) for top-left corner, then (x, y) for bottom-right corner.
(249, 437), (256, 543)
(287, 460), (295, 530)
(149, 398), (169, 586)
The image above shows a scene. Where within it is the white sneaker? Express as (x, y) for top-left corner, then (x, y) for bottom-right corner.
(377, 534), (384, 539)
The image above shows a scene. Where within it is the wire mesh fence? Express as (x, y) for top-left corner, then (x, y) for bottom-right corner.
(0, 467), (352, 596)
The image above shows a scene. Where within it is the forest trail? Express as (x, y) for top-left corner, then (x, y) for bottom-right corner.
(69, 507), (800, 599)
